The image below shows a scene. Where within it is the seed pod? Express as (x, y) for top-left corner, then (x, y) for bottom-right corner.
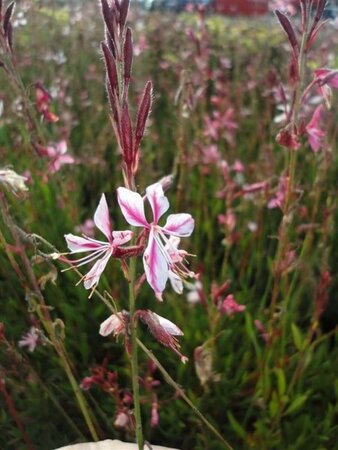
(275, 10), (298, 54)
(101, 42), (118, 94)
(123, 27), (133, 85)
(3, 2), (15, 36)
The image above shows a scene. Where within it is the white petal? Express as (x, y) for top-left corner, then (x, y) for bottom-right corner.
(94, 194), (112, 242)
(146, 183), (169, 223)
(168, 270), (183, 294)
(117, 187), (148, 227)
(65, 234), (102, 253)
(153, 313), (183, 336)
(83, 250), (112, 289)
(162, 213), (195, 237)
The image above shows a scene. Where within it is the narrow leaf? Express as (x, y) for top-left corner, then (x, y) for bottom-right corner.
(274, 368), (286, 397)
(227, 412), (246, 439)
(275, 10), (298, 52)
(285, 394), (308, 415)
(291, 323), (303, 351)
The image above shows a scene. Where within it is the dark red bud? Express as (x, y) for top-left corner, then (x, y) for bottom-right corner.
(102, 42), (118, 94)
(119, 0), (129, 29)
(276, 128), (300, 150)
(106, 79), (118, 125)
(275, 10), (298, 53)
(135, 81), (152, 145)
(101, 0), (116, 43)
(105, 29), (116, 59)
(121, 102), (133, 164)
(123, 27), (133, 84)
(288, 54), (299, 84)
(6, 20), (13, 53)
(3, 1), (15, 35)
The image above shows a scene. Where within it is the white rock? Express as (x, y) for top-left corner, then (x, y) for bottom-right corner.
(55, 439), (180, 450)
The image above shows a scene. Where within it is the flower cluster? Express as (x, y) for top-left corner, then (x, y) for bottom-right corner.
(65, 182), (195, 300)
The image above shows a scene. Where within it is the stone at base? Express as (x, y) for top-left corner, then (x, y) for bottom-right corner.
(55, 439), (180, 450)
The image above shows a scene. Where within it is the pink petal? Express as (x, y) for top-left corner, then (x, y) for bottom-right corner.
(146, 183), (169, 223)
(65, 233), (102, 253)
(307, 105), (323, 130)
(45, 146), (57, 158)
(153, 313), (183, 336)
(56, 140), (67, 155)
(94, 194), (112, 242)
(143, 228), (168, 296)
(112, 230), (134, 246)
(83, 250), (112, 289)
(117, 187), (148, 227)
(99, 314), (121, 336)
(162, 213), (195, 237)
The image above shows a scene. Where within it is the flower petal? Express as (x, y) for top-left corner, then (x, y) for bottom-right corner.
(143, 228), (168, 296)
(146, 183), (169, 223)
(65, 233), (102, 253)
(153, 312), (183, 336)
(83, 249), (112, 289)
(99, 313), (121, 337)
(162, 213), (195, 236)
(94, 194), (112, 242)
(168, 270), (183, 294)
(117, 187), (148, 227)
(112, 230), (134, 246)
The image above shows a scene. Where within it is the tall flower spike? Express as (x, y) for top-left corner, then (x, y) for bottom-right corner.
(64, 194), (133, 291)
(117, 183), (195, 300)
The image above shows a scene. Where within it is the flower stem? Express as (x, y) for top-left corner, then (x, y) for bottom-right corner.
(137, 339), (235, 450)
(129, 254), (144, 449)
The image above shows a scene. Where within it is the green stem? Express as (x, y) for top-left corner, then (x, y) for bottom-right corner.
(129, 255), (144, 449)
(137, 339), (235, 450)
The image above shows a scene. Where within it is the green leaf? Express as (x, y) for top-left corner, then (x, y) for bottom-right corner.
(269, 391), (279, 418)
(227, 411), (246, 439)
(274, 368), (286, 397)
(285, 394), (308, 415)
(291, 323), (304, 351)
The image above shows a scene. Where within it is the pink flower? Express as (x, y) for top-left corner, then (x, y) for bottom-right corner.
(18, 327), (39, 352)
(314, 69), (338, 89)
(117, 183), (195, 300)
(64, 194), (133, 290)
(305, 105), (325, 152)
(221, 295), (246, 316)
(268, 176), (289, 210)
(39, 140), (75, 174)
(35, 82), (59, 123)
(151, 400), (159, 428)
(114, 411), (130, 429)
